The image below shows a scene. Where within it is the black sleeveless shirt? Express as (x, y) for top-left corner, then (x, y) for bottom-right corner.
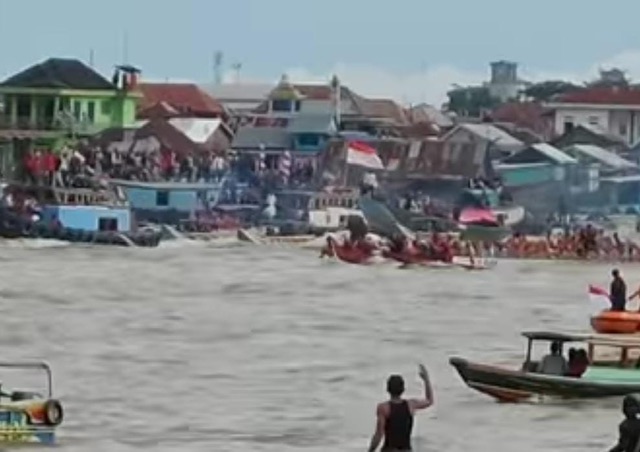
(382, 400), (413, 451)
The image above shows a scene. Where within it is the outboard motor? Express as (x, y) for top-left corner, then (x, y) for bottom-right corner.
(10, 391), (38, 402)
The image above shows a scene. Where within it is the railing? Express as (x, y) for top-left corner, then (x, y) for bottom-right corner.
(0, 115), (111, 135)
(0, 115), (60, 130)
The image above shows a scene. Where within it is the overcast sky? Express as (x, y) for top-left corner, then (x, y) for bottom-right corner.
(1, 0), (639, 105)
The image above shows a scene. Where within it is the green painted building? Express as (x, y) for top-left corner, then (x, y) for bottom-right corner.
(0, 58), (141, 177)
(0, 58), (140, 136)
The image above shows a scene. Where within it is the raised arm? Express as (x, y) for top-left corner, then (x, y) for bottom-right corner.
(410, 364), (434, 411)
(367, 403), (386, 452)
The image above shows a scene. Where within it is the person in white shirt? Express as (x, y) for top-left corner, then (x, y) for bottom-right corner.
(537, 341), (569, 376)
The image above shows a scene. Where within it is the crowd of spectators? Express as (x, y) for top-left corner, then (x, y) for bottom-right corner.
(19, 145), (317, 194)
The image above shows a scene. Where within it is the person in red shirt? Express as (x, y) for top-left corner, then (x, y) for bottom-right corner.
(566, 348), (589, 377)
(43, 150), (57, 185)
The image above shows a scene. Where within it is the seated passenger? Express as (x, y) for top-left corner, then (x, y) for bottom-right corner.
(536, 341), (568, 376)
(566, 348), (589, 378)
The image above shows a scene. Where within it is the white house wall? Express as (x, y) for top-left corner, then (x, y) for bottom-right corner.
(553, 106), (640, 145)
(553, 108), (609, 135)
(299, 98), (357, 115)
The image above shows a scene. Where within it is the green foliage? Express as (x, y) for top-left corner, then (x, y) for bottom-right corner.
(446, 86), (500, 117)
(523, 80), (580, 101)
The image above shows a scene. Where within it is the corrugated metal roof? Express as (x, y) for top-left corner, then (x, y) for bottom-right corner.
(200, 83), (273, 101)
(565, 144), (637, 170)
(457, 123), (524, 148)
(232, 126), (291, 149)
(287, 114), (336, 134)
(168, 118), (222, 144)
(530, 143), (577, 164)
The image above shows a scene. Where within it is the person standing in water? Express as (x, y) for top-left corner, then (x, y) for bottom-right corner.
(367, 364), (434, 452)
(611, 269), (627, 311)
(609, 394), (640, 452)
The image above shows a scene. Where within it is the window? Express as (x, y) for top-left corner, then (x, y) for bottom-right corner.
(59, 98), (71, 112)
(563, 116), (574, 134)
(101, 101), (111, 115)
(294, 100), (301, 111)
(87, 101), (95, 122)
(588, 116), (599, 125)
(73, 101), (82, 120)
(619, 122), (628, 136)
(98, 218), (118, 231)
(297, 133), (320, 147)
(271, 99), (292, 112)
(156, 191), (169, 206)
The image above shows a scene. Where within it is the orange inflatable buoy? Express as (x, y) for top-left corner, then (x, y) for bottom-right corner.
(590, 310), (640, 334)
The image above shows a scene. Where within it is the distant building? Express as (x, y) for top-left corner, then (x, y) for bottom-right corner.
(0, 58), (141, 137)
(200, 82), (273, 114)
(546, 87), (640, 146)
(486, 61), (528, 102)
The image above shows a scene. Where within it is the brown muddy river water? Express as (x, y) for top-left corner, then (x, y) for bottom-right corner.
(0, 239), (631, 451)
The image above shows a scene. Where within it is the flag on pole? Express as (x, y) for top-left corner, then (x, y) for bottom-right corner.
(588, 284), (611, 313)
(278, 151), (292, 184)
(346, 141), (384, 170)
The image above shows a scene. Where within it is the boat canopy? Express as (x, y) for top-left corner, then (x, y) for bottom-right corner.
(521, 331), (590, 343)
(522, 331), (640, 346)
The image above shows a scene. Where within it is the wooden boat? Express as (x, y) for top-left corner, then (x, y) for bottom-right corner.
(450, 331), (640, 402)
(324, 236), (380, 265)
(591, 311), (640, 334)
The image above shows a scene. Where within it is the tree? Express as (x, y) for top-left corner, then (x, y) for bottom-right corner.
(446, 86), (501, 117)
(587, 68), (630, 88)
(523, 80), (580, 102)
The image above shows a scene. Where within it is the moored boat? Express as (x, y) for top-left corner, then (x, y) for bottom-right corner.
(0, 183), (161, 247)
(450, 331), (640, 402)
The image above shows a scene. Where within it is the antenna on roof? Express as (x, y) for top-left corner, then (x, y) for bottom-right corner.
(122, 31), (130, 65)
(231, 63), (242, 83)
(214, 51), (223, 85)
(89, 49), (94, 68)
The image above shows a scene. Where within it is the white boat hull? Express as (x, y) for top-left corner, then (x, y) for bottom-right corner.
(493, 206), (525, 226)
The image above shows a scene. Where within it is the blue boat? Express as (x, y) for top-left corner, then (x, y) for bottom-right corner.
(110, 177), (254, 226)
(0, 183), (162, 247)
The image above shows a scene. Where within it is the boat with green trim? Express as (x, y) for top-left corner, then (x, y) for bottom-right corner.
(450, 331), (640, 402)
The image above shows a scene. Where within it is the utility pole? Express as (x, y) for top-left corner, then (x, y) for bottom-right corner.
(231, 63), (242, 83)
(123, 31), (129, 64)
(214, 51), (223, 85)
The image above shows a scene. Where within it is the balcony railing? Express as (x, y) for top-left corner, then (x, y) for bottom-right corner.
(0, 115), (111, 135)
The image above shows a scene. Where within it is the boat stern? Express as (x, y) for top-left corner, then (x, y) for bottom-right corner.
(0, 408), (58, 445)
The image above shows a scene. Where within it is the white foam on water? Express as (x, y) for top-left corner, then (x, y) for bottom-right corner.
(156, 238), (209, 250)
(0, 238), (71, 249)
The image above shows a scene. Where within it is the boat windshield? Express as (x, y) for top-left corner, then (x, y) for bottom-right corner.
(521, 331), (640, 371)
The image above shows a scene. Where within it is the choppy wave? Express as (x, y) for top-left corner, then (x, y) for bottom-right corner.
(0, 244), (624, 451)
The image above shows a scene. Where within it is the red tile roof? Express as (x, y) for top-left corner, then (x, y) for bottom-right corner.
(138, 83), (225, 117)
(555, 87), (640, 105)
(491, 101), (552, 138)
(293, 84), (349, 100)
(359, 98), (409, 125)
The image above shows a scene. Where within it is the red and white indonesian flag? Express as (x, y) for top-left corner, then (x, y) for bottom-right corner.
(346, 141), (384, 170)
(588, 284), (610, 313)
